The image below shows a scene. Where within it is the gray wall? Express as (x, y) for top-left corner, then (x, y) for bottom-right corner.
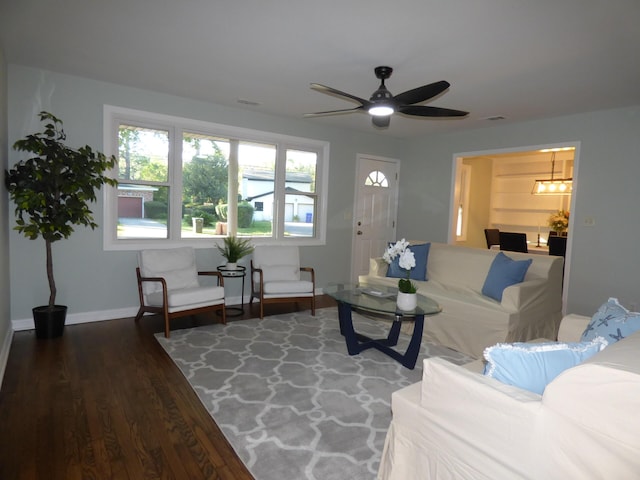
(7, 65), (406, 322)
(0, 46), (12, 376)
(399, 107), (640, 315)
(5, 64), (640, 328)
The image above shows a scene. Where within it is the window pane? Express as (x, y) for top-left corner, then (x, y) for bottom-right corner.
(287, 149), (317, 192)
(240, 141), (276, 237)
(365, 170), (388, 187)
(118, 125), (169, 182)
(117, 185), (169, 239)
(284, 149), (317, 237)
(284, 193), (315, 237)
(182, 133), (229, 238)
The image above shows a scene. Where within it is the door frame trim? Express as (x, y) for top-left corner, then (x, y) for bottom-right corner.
(350, 153), (401, 283)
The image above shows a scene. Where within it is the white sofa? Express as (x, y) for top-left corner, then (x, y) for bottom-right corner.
(378, 314), (640, 479)
(359, 242), (565, 358)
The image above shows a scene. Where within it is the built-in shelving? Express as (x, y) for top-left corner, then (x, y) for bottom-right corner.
(489, 153), (572, 242)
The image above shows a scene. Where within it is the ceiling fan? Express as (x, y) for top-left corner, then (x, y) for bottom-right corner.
(305, 66), (468, 128)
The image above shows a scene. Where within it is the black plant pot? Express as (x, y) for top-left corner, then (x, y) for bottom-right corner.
(33, 305), (67, 339)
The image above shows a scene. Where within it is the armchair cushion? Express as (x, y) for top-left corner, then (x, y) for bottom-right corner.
(252, 245), (302, 283)
(138, 247), (200, 296)
(262, 264), (300, 282)
(147, 285), (224, 309)
(263, 280), (314, 295)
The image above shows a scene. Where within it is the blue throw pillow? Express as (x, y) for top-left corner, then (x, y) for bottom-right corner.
(581, 297), (640, 344)
(481, 252), (532, 302)
(386, 243), (430, 281)
(483, 338), (608, 395)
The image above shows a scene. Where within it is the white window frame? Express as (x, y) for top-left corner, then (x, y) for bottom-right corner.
(102, 105), (329, 250)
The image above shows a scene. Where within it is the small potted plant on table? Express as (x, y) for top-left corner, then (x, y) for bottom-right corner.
(383, 239), (418, 311)
(217, 236), (254, 269)
(5, 112), (117, 338)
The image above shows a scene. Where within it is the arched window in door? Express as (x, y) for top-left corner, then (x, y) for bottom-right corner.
(365, 170), (389, 187)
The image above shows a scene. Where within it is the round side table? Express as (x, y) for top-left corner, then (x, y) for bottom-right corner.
(217, 265), (246, 317)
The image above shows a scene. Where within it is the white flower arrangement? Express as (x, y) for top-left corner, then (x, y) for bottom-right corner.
(383, 238), (418, 293)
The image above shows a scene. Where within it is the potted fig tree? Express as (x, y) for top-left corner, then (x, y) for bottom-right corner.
(5, 111), (117, 338)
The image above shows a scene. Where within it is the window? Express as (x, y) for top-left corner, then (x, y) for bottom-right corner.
(365, 170), (389, 187)
(103, 106), (329, 249)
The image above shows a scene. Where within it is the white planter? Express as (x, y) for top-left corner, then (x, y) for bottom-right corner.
(397, 292), (417, 311)
(225, 262), (238, 270)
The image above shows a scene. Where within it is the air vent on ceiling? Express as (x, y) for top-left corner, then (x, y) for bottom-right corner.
(237, 98), (261, 106)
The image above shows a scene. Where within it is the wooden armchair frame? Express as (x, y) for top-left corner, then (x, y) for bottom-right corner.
(250, 263), (316, 319)
(135, 269), (226, 337)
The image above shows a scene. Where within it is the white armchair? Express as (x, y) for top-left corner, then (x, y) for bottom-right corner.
(250, 245), (316, 319)
(135, 246), (226, 337)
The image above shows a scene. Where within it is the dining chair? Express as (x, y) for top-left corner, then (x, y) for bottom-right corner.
(484, 228), (500, 249)
(499, 232), (529, 253)
(548, 235), (568, 257)
(135, 246), (226, 337)
(250, 245), (316, 319)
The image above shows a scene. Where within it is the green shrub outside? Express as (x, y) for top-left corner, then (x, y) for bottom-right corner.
(144, 201), (168, 220)
(238, 201), (254, 228)
(214, 201), (254, 228)
(182, 201), (254, 228)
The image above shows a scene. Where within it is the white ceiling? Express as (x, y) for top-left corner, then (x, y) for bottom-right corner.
(1, 0), (639, 138)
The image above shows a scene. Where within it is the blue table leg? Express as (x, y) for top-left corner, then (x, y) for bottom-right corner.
(337, 301), (425, 369)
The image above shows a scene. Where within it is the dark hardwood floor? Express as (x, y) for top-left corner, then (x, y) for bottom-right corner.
(0, 296), (337, 480)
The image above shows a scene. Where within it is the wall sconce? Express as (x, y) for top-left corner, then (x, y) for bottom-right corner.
(532, 151), (573, 195)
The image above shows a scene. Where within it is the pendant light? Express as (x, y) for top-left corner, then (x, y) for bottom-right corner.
(531, 151), (573, 195)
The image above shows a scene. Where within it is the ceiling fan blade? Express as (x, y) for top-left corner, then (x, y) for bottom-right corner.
(394, 80), (450, 105)
(399, 105), (469, 117)
(310, 83), (371, 107)
(304, 106), (364, 117)
(372, 115), (390, 128)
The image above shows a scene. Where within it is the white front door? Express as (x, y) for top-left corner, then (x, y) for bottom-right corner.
(350, 155), (400, 283)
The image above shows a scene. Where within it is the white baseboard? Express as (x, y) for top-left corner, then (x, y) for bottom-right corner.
(11, 294), (249, 331)
(11, 306), (140, 331)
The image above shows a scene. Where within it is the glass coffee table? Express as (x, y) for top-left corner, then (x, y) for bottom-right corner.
(325, 284), (442, 369)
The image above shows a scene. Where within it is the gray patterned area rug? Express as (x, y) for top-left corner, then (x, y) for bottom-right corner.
(156, 307), (472, 480)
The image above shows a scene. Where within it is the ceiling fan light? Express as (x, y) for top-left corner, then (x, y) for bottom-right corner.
(368, 105), (394, 116)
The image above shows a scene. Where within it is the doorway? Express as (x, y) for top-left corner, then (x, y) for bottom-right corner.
(450, 144), (577, 249)
(350, 154), (400, 283)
